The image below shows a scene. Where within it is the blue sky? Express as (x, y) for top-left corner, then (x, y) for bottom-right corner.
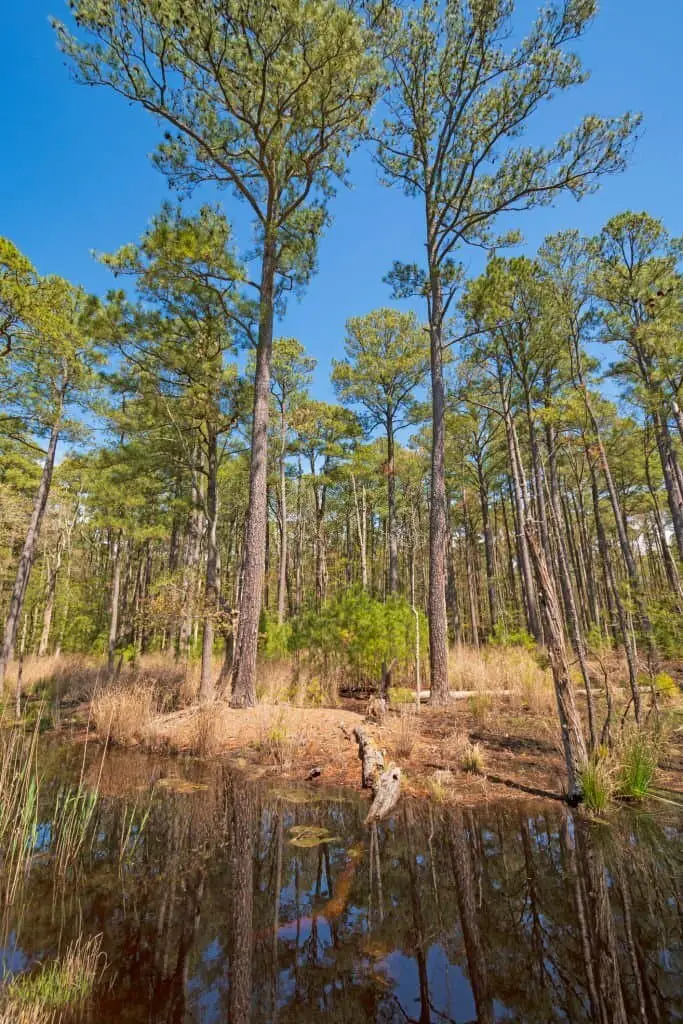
(2, 1), (682, 402)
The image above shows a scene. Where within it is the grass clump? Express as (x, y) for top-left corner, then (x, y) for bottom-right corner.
(92, 682), (156, 745)
(460, 741), (485, 774)
(617, 731), (659, 800)
(2, 933), (105, 1021)
(394, 707), (417, 758)
(579, 757), (613, 814)
(467, 693), (492, 727)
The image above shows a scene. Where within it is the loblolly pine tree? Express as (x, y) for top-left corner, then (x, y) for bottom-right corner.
(0, 266), (103, 693)
(55, 0), (381, 708)
(375, 0), (640, 703)
(332, 308), (429, 595)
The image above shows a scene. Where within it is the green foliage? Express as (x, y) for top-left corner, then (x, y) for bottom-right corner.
(618, 732), (659, 800)
(3, 934), (104, 1015)
(388, 686), (415, 708)
(648, 602), (683, 659)
(290, 589), (425, 690)
(489, 622), (536, 651)
(260, 615), (292, 661)
(579, 757), (613, 814)
(653, 672), (677, 699)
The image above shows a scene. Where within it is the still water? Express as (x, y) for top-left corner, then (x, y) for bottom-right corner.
(1, 743), (681, 1023)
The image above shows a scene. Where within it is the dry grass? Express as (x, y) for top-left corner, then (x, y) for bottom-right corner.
(449, 645), (555, 715)
(91, 683), (157, 746)
(1, 933), (105, 1023)
(460, 741), (485, 774)
(393, 706), (418, 758)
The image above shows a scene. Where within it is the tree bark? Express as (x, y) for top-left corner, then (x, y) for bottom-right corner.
(231, 238), (277, 707)
(199, 425), (218, 704)
(276, 407), (288, 625)
(427, 262), (450, 704)
(525, 525), (587, 803)
(386, 411), (398, 595)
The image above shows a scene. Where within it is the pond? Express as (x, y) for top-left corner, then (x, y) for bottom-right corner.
(1, 741), (681, 1022)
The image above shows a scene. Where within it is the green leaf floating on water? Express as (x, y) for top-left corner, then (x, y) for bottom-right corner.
(288, 825), (340, 848)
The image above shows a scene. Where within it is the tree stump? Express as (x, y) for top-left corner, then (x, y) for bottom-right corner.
(366, 766), (401, 823)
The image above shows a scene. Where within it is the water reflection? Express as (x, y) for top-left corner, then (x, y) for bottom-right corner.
(1, 748), (681, 1023)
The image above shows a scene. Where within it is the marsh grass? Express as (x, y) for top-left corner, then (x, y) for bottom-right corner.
(91, 682), (157, 746)
(0, 717), (41, 904)
(2, 933), (105, 1020)
(580, 757), (614, 814)
(617, 730), (660, 800)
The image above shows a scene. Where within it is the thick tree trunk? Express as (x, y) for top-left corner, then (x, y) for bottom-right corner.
(229, 779), (255, 1023)
(231, 239), (276, 708)
(525, 525), (587, 803)
(0, 415), (61, 694)
(427, 265), (449, 704)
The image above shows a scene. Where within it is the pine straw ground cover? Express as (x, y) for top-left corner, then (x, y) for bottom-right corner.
(5, 650), (682, 808)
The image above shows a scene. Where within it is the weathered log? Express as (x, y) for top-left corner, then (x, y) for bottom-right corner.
(353, 725), (384, 790)
(366, 767), (401, 823)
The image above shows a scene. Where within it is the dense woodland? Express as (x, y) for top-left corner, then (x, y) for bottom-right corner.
(1, 1), (682, 799)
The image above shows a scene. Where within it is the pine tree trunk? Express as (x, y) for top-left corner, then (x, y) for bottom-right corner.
(231, 239), (276, 708)
(0, 414), (62, 694)
(276, 409), (288, 625)
(525, 525), (588, 803)
(38, 538), (63, 657)
(427, 262), (449, 703)
(199, 426), (219, 704)
(386, 414), (398, 595)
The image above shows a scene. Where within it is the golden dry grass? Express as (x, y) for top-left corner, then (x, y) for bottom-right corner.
(91, 683), (157, 746)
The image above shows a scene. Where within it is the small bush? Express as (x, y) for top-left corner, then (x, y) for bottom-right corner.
(653, 672), (677, 700)
(580, 758), (613, 814)
(618, 731), (659, 800)
(388, 686), (415, 708)
(460, 742), (485, 774)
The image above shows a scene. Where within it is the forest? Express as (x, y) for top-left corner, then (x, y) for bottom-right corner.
(0, 1), (682, 1020)
(2, 0), (682, 801)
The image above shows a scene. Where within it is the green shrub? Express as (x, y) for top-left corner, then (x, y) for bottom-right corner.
(290, 589), (425, 691)
(489, 622), (536, 650)
(388, 686), (415, 708)
(653, 672), (678, 699)
(618, 731), (659, 799)
(260, 614), (292, 660)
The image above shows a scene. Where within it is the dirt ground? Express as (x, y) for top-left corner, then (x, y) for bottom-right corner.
(83, 693), (683, 809)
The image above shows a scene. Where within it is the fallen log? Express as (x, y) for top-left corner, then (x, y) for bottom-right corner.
(352, 726), (401, 823)
(353, 725), (384, 790)
(366, 766), (401, 823)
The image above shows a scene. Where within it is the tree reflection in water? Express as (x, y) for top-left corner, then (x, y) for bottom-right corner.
(1, 751), (680, 1023)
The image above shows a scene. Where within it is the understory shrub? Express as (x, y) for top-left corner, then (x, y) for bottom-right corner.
(289, 589), (425, 692)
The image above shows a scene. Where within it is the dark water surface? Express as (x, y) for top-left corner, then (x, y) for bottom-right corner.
(2, 743), (681, 1023)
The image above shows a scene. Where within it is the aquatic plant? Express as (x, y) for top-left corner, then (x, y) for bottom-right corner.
(1, 933), (105, 1020)
(579, 757), (614, 814)
(617, 731), (659, 800)
(0, 719), (41, 904)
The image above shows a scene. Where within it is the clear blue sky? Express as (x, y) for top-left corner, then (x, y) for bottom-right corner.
(2, 1), (682, 401)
